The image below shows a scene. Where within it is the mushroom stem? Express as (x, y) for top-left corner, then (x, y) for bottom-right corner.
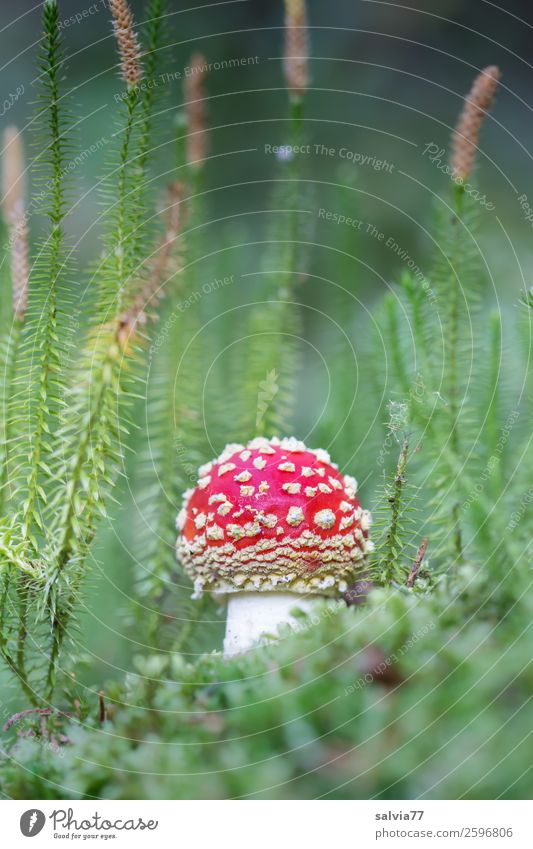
(223, 592), (314, 657)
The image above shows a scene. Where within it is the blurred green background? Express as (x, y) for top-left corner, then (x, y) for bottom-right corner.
(1, 0), (532, 692)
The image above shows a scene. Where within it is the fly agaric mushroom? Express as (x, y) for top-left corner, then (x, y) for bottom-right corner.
(176, 436), (372, 655)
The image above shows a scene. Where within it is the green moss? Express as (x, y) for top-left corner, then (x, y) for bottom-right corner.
(2, 565), (532, 800)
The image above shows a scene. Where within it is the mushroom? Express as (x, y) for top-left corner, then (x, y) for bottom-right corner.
(176, 436), (372, 656)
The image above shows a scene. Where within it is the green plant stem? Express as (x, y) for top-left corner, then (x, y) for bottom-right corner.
(114, 90), (140, 316)
(44, 345), (117, 698)
(0, 320), (22, 512)
(447, 183), (465, 564)
(173, 595), (207, 654)
(252, 94), (304, 437)
(2, 647), (38, 706)
(385, 295), (412, 399)
(57, 378), (108, 569)
(0, 570), (37, 706)
(382, 436), (409, 584)
(16, 580), (31, 698)
(287, 96), (303, 259)
(128, 0), (164, 272)
(22, 2), (64, 543)
(447, 191), (463, 456)
(139, 0), (163, 172)
(486, 311), (503, 498)
(44, 84), (148, 696)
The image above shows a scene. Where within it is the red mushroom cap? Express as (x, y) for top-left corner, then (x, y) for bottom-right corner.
(176, 436), (372, 596)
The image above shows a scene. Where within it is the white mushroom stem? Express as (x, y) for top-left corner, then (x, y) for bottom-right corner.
(223, 592), (315, 657)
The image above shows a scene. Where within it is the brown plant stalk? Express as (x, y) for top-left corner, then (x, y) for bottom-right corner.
(109, 0), (142, 89)
(406, 537), (428, 588)
(2, 126), (29, 321)
(450, 65), (500, 183)
(283, 0), (309, 98)
(117, 182), (185, 348)
(184, 53), (208, 168)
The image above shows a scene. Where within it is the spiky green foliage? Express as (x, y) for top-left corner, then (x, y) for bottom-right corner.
(130, 211), (212, 652)
(0, 0), (77, 704)
(1, 0), (532, 804)
(237, 103), (309, 439)
(0, 0), (172, 703)
(359, 181), (510, 583)
(131, 111), (222, 652)
(371, 403), (421, 586)
(36, 0), (170, 696)
(8, 0), (74, 544)
(423, 187), (482, 563)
